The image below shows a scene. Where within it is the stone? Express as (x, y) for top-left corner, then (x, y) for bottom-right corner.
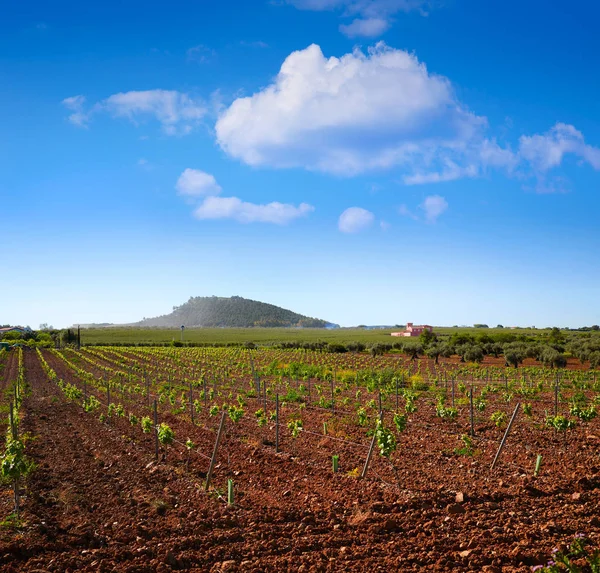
(447, 503), (466, 515)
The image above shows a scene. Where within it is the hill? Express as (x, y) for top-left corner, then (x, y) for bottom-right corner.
(136, 296), (332, 328)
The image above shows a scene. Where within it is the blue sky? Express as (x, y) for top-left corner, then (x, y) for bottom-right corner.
(2, 0), (600, 329)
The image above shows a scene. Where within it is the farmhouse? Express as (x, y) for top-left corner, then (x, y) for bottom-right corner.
(391, 323), (433, 337)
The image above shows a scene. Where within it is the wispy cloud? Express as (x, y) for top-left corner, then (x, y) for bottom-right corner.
(398, 204), (418, 220)
(339, 17), (390, 37)
(518, 123), (600, 193)
(240, 40), (269, 48)
(338, 207), (375, 233)
(137, 158), (154, 170)
(62, 90), (206, 135)
(519, 123), (600, 171)
(62, 95), (89, 127)
(287, 0), (433, 37)
(399, 195), (448, 223)
(186, 44), (216, 64)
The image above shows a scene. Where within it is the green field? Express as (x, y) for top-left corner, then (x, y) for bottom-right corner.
(79, 325), (561, 346)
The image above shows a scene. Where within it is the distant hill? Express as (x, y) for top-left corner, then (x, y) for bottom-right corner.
(136, 296), (333, 328)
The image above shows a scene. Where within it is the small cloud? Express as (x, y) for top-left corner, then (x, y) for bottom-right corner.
(36, 22), (48, 30)
(380, 220), (391, 231)
(186, 44), (216, 64)
(420, 195), (448, 223)
(176, 169), (222, 197)
(338, 207), (375, 233)
(61, 95), (90, 127)
(340, 17), (390, 38)
(194, 196), (314, 224)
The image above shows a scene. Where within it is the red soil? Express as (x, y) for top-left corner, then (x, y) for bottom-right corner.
(0, 349), (599, 572)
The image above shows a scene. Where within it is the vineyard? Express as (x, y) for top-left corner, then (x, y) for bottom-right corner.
(1, 346), (600, 571)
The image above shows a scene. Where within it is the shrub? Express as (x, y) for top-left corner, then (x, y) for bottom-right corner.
(141, 416), (153, 433)
(157, 423), (174, 445)
(490, 410), (508, 428)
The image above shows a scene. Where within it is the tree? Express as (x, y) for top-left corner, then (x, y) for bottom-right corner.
(425, 343), (443, 364)
(503, 342), (528, 368)
(404, 342), (423, 361)
(463, 345), (484, 363)
(589, 351), (600, 370)
(419, 329), (436, 347)
(61, 329), (77, 346)
(548, 327), (566, 345)
(370, 344), (385, 357)
(539, 346), (562, 368)
(2, 331), (22, 341)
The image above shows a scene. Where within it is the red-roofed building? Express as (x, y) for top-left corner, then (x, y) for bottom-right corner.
(391, 323), (433, 337)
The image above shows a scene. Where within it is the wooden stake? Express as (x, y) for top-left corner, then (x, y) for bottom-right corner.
(9, 404), (16, 441)
(331, 377), (335, 414)
(145, 371), (150, 408)
(361, 412), (382, 479)
(554, 373), (559, 417)
(490, 403), (520, 471)
(275, 394), (280, 453)
(189, 382), (194, 424)
(470, 387), (475, 437)
(205, 411), (226, 491)
(153, 399), (159, 461)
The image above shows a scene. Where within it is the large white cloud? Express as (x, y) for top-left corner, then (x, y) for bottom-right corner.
(194, 196), (314, 224)
(176, 169), (222, 196)
(338, 207), (375, 233)
(216, 42), (485, 176)
(62, 90), (206, 135)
